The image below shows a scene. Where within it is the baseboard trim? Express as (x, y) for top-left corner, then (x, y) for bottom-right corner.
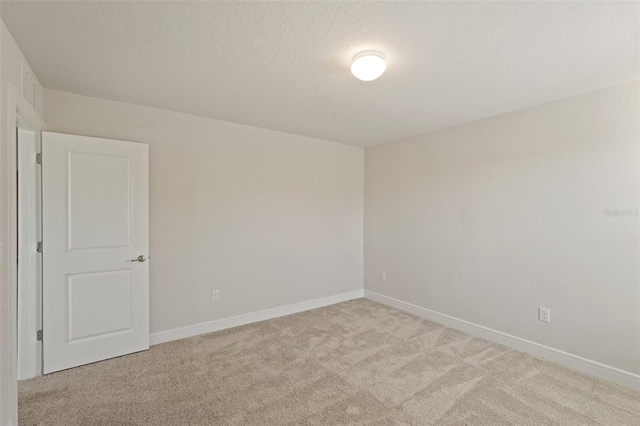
(150, 289), (364, 346)
(364, 290), (640, 391)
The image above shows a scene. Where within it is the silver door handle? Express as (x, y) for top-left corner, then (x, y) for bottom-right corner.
(131, 255), (147, 263)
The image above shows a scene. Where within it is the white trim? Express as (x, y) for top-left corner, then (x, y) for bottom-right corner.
(364, 290), (640, 391)
(2, 84), (45, 426)
(150, 290), (364, 346)
(17, 128), (43, 380)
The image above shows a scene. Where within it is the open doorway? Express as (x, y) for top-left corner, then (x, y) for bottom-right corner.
(16, 130), (151, 379)
(11, 126), (150, 425)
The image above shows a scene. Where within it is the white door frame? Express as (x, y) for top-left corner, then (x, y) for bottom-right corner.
(17, 127), (42, 380)
(2, 84), (45, 425)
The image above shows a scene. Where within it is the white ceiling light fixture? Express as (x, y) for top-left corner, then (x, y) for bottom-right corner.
(351, 50), (386, 81)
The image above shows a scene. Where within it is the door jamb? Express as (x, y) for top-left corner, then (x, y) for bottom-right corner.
(17, 127), (42, 380)
(4, 84), (45, 425)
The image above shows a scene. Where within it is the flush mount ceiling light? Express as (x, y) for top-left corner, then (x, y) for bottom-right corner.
(351, 50), (386, 81)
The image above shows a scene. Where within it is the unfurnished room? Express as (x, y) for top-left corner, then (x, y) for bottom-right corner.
(0, 1), (638, 425)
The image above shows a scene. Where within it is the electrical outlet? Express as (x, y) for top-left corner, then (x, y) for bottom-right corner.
(380, 272), (386, 282)
(212, 290), (220, 302)
(538, 307), (551, 323)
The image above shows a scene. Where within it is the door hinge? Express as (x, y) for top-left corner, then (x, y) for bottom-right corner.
(37, 330), (43, 341)
(36, 241), (43, 253)
(36, 153), (42, 164)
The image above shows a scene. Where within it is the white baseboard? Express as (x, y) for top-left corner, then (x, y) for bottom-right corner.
(150, 290), (364, 346)
(365, 290), (640, 391)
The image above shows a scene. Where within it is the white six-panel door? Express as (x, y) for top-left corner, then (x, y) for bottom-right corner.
(42, 132), (149, 374)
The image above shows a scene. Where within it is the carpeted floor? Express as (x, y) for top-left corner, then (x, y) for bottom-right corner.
(19, 298), (640, 425)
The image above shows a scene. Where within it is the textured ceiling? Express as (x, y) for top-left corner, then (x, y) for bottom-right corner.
(2, 1), (638, 147)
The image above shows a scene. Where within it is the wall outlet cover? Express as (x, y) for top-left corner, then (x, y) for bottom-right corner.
(538, 307), (551, 323)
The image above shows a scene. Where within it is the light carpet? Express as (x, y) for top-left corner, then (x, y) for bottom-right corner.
(19, 298), (640, 425)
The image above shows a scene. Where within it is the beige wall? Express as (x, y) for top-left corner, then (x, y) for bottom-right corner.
(365, 82), (640, 375)
(44, 89), (364, 335)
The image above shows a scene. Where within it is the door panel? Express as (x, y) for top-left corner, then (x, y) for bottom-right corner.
(42, 131), (149, 374)
(67, 151), (132, 250)
(67, 269), (132, 342)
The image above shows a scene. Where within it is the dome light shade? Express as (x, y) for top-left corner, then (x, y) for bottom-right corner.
(351, 50), (386, 81)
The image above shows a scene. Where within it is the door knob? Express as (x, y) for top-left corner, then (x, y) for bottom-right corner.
(131, 255), (147, 262)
